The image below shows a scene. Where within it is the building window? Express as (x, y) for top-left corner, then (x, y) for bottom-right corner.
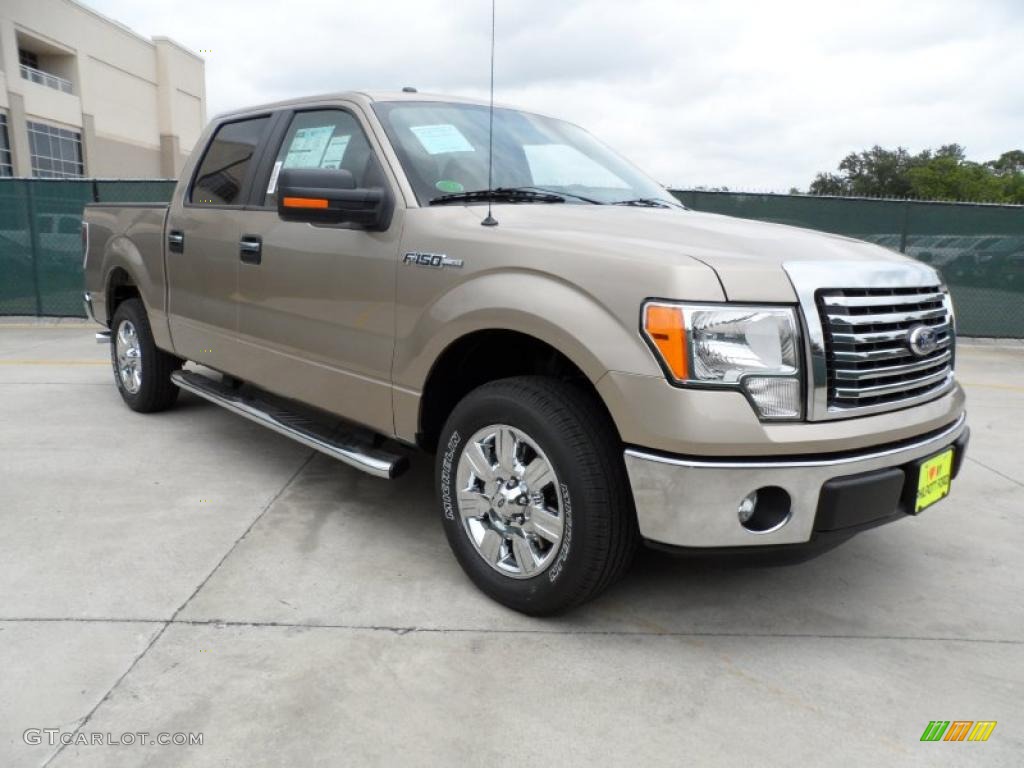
(27, 121), (84, 178)
(18, 47), (74, 94)
(0, 114), (13, 177)
(18, 49), (39, 69)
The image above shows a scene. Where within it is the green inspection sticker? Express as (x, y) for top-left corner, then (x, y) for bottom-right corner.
(435, 179), (465, 193)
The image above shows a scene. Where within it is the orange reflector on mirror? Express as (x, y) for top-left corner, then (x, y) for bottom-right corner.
(644, 304), (689, 381)
(282, 196), (329, 209)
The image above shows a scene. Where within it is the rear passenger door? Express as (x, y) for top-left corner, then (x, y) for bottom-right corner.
(165, 115), (274, 370)
(231, 106), (403, 436)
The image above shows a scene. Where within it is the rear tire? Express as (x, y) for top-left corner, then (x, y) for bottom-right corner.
(436, 376), (638, 615)
(110, 298), (181, 413)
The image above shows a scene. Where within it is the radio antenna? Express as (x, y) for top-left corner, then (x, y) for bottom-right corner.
(481, 0), (498, 227)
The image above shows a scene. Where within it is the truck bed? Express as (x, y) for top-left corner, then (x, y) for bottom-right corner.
(83, 203), (170, 328)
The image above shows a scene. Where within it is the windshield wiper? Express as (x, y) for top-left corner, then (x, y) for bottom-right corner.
(611, 198), (681, 209)
(430, 187), (566, 206)
(509, 186), (604, 204)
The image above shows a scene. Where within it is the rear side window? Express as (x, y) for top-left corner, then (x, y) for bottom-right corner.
(191, 117), (270, 206)
(262, 110), (385, 207)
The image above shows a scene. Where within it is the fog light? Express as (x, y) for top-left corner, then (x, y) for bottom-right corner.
(737, 486), (792, 533)
(742, 376), (802, 420)
(738, 492), (758, 525)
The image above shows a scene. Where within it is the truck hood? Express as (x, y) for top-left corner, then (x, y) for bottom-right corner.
(466, 204), (935, 302)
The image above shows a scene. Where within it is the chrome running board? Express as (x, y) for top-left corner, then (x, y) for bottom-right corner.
(170, 370), (408, 479)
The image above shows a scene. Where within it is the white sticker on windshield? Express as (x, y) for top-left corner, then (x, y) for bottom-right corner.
(320, 135), (351, 169)
(410, 124), (475, 155)
(523, 144), (629, 189)
(266, 160), (283, 194)
(284, 125), (335, 169)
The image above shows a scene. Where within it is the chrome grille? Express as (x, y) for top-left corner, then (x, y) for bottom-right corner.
(817, 286), (954, 412)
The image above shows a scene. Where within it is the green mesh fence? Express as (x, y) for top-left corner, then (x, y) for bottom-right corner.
(672, 190), (1024, 338)
(0, 179), (176, 317)
(1, 180), (1021, 335)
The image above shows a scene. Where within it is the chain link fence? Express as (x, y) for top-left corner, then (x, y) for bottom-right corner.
(673, 190), (1024, 338)
(0, 179), (176, 316)
(0, 180), (1021, 336)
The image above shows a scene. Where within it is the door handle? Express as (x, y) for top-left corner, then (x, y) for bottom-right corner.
(168, 230), (185, 253)
(239, 235), (262, 265)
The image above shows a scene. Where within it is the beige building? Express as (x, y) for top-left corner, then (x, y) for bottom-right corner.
(0, 0), (205, 179)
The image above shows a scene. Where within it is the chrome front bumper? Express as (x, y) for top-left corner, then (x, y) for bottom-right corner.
(624, 414), (968, 548)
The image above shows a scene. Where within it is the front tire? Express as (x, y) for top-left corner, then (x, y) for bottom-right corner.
(436, 376), (638, 615)
(110, 298), (181, 413)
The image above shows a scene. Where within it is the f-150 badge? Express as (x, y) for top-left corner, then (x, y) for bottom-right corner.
(403, 251), (464, 269)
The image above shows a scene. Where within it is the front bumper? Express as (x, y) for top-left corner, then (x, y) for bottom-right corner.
(624, 414), (968, 549)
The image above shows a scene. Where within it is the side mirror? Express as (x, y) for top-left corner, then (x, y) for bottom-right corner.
(277, 168), (391, 230)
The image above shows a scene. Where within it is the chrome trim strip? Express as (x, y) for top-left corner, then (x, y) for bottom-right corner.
(83, 291), (96, 323)
(829, 325), (950, 344)
(171, 370), (405, 479)
(625, 413), (965, 470)
(835, 369), (951, 399)
(827, 376), (955, 415)
(820, 290), (945, 308)
(827, 305), (947, 326)
(95, 331), (111, 344)
(833, 351), (952, 381)
(832, 337), (950, 362)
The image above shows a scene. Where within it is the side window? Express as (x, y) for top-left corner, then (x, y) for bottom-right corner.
(263, 110), (384, 207)
(191, 116), (270, 206)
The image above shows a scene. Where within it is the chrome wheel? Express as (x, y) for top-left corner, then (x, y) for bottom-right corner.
(115, 319), (142, 394)
(456, 424), (565, 579)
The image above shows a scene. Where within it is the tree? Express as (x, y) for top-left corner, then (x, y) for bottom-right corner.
(806, 145), (1024, 203)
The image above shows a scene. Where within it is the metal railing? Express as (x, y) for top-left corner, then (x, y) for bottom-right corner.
(19, 64), (74, 95)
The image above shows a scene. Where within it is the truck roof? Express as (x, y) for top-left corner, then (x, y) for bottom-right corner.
(214, 90), (544, 121)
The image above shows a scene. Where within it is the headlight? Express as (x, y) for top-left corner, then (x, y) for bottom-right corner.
(642, 302), (803, 420)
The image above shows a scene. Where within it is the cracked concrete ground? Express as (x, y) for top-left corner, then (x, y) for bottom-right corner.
(1, 321), (1021, 767)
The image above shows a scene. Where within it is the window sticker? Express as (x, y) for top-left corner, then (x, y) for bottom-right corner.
(410, 124), (475, 155)
(523, 144), (629, 189)
(284, 125), (336, 169)
(266, 160), (283, 194)
(435, 179), (465, 193)
(320, 135), (351, 169)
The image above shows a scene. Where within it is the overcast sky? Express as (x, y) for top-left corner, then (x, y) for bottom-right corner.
(84, 0), (1023, 191)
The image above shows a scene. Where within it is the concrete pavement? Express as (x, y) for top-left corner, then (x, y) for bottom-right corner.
(1, 321), (1021, 766)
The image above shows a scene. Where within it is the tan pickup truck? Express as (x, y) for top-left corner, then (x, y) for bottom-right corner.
(83, 91), (968, 615)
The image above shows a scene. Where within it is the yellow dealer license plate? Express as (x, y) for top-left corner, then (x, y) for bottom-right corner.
(915, 449), (954, 513)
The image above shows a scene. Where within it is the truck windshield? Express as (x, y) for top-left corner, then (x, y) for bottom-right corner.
(372, 101), (681, 208)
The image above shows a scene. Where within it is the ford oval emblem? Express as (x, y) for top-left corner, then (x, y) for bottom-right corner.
(907, 325), (939, 356)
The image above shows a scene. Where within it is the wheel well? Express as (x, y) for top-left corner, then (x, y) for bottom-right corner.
(106, 268), (139, 321)
(417, 330), (617, 452)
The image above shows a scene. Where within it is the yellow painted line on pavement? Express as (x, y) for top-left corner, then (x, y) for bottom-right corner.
(0, 359), (107, 366)
(0, 324), (96, 329)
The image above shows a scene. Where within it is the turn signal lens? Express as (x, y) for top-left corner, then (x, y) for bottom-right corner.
(282, 196), (329, 209)
(644, 304), (688, 381)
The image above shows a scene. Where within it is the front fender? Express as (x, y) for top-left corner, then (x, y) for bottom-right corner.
(391, 268), (662, 440)
(396, 268), (660, 389)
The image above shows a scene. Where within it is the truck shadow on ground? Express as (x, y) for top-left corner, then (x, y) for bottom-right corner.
(173, 391), (925, 632)
(319, 447), (919, 630)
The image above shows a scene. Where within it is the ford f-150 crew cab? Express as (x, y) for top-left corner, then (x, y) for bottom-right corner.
(83, 91), (969, 615)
